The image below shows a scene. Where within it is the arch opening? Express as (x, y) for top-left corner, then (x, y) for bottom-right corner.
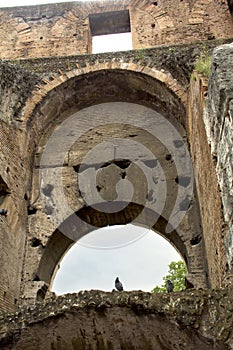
(51, 224), (184, 295)
(35, 202), (191, 294)
(23, 72), (208, 303)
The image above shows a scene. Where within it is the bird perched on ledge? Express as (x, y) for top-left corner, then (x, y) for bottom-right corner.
(115, 277), (123, 291)
(166, 279), (174, 293)
(0, 209), (7, 216)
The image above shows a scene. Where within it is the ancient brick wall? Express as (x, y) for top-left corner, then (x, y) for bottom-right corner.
(205, 43), (233, 276)
(0, 0), (232, 60)
(0, 62), (40, 311)
(0, 0), (232, 313)
(0, 121), (26, 312)
(1, 289), (233, 349)
(187, 76), (226, 288)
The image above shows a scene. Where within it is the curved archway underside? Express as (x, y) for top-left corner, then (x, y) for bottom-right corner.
(22, 70), (208, 302)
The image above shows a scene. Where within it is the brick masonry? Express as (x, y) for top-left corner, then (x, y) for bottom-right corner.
(0, 0), (232, 59)
(0, 0), (232, 314)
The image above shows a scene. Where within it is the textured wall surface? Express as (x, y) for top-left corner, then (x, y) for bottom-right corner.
(0, 0), (232, 59)
(0, 122), (27, 312)
(0, 0), (232, 316)
(1, 289), (233, 349)
(204, 43), (233, 275)
(187, 76), (227, 288)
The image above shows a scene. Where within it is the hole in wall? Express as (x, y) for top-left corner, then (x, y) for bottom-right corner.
(36, 285), (48, 301)
(173, 140), (183, 148)
(45, 205), (53, 215)
(121, 171), (126, 179)
(165, 154), (172, 161)
(0, 175), (10, 206)
(30, 237), (42, 247)
(179, 196), (190, 211)
(96, 185), (102, 192)
(190, 235), (202, 246)
(28, 207), (37, 215)
(114, 159), (131, 169)
(146, 189), (154, 201)
(144, 159), (157, 168)
(175, 176), (191, 187)
(185, 276), (194, 289)
(42, 184), (54, 197)
(90, 10), (132, 54)
(100, 159), (131, 169)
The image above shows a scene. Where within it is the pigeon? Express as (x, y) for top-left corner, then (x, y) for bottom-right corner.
(166, 280), (174, 293)
(115, 277), (123, 291)
(0, 209), (7, 216)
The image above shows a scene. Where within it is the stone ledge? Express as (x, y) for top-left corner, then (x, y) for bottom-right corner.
(0, 288), (233, 349)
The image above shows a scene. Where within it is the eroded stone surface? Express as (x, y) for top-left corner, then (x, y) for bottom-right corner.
(0, 289), (233, 349)
(205, 43), (233, 274)
(0, 0), (232, 59)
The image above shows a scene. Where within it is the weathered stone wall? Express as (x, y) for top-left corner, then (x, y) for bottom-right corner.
(0, 0), (232, 59)
(0, 0), (232, 315)
(204, 43), (233, 276)
(187, 76), (226, 288)
(0, 121), (26, 312)
(0, 61), (41, 123)
(0, 39), (233, 310)
(0, 62), (41, 311)
(1, 289), (233, 349)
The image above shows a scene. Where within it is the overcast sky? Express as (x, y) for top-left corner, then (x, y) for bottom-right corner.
(0, 0), (112, 7)
(1, 0), (182, 295)
(53, 225), (181, 294)
(0, 0), (84, 6)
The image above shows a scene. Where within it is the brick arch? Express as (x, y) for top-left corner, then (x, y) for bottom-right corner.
(21, 60), (186, 129)
(21, 66), (207, 303)
(36, 203), (188, 290)
(22, 98), (209, 302)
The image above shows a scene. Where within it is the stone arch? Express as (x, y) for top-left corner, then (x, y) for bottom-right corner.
(36, 203), (188, 290)
(21, 61), (186, 129)
(20, 64), (208, 303)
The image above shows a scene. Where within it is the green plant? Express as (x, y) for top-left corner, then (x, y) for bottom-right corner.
(135, 48), (146, 60)
(194, 53), (211, 78)
(151, 260), (187, 293)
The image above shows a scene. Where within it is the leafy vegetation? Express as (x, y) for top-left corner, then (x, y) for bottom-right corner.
(151, 260), (187, 293)
(135, 48), (146, 60)
(193, 53), (211, 78)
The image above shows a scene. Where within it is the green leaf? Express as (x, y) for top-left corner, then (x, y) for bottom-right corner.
(151, 260), (187, 293)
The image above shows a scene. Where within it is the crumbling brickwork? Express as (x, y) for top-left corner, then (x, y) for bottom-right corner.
(0, 0), (232, 323)
(0, 0), (232, 59)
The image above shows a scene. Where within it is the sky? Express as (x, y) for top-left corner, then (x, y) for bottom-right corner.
(0, 0), (85, 7)
(0, 0), (183, 295)
(52, 224), (181, 294)
(0, 0), (133, 53)
(0, 0), (112, 7)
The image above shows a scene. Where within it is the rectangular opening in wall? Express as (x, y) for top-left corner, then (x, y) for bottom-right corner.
(89, 10), (132, 53)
